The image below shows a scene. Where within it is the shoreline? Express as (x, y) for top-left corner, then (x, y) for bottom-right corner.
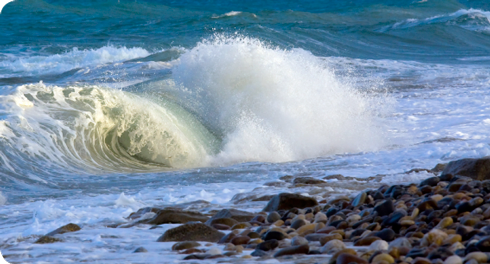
(20, 156), (490, 263)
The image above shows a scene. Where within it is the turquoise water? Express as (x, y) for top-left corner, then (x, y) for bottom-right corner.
(2, 0), (490, 62)
(1, 0), (490, 262)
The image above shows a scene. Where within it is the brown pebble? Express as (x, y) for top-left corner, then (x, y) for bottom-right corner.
(273, 244), (309, 258)
(372, 253), (395, 264)
(411, 257), (431, 264)
(212, 224), (231, 230)
(329, 249), (358, 264)
(320, 233), (343, 246)
(354, 236), (381, 246)
(317, 226), (336, 234)
(172, 241), (201, 251)
(337, 253), (368, 264)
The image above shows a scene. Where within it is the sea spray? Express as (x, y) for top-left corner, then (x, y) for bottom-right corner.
(173, 36), (390, 164)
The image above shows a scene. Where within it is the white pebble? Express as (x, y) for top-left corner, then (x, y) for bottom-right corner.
(207, 247), (222, 255)
(444, 255), (463, 264)
(314, 212), (327, 223)
(368, 240), (389, 251)
(321, 239), (345, 254)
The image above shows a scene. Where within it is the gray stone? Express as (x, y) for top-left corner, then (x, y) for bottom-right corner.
(208, 209), (255, 223)
(442, 157), (490, 181)
(263, 193), (318, 212)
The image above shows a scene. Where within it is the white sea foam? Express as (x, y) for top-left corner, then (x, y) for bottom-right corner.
(0, 192), (6, 205)
(173, 36), (390, 164)
(211, 11), (242, 19)
(0, 46), (150, 77)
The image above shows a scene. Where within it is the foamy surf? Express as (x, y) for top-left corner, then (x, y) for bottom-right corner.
(0, 37), (390, 175)
(0, 46), (150, 78)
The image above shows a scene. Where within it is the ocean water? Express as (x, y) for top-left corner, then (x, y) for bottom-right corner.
(1, 0), (490, 262)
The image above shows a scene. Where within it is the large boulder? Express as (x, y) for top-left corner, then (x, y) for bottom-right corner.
(442, 157), (490, 180)
(263, 193), (318, 212)
(206, 209), (255, 223)
(157, 223), (225, 242)
(128, 207), (209, 226)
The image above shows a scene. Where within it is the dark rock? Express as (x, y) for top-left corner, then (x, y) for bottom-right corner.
(279, 175), (294, 182)
(208, 209), (255, 223)
(382, 210), (407, 226)
(263, 231), (286, 241)
(218, 232), (236, 244)
(46, 223), (81, 236)
(419, 177), (440, 187)
(181, 248), (205, 254)
(439, 174), (454, 182)
(251, 249), (269, 257)
(457, 202), (475, 214)
(352, 192), (367, 207)
(267, 212), (281, 223)
(257, 239), (279, 251)
(373, 228), (396, 241)
(247, 232), (260, 239)
(206, 217), (238, 227)
(373, 199), (395, 216)
(476, 236), (490, 252)
(251, 215), (266, 223)
(323, 174), (346, 180)
(372, 191), (385, 200)
(273, 244), (309, 258)
(133, 247), (148, 253)
(156, 223), (224, 242)
(34, 236), (61, 244)
(172, 241), (201, 251)
(183, 254), (210, 260)
(417, 199), (438, 211)
(427, 247), (453, 260)
(293, 177), (326, 185)
(231, 236), (250, 245)
(304, 233), (329, 242)
(130, 208), (208, 225)
(406, 248), (428, 258)
(337, 253), (368, 264)
(212, 224), (230, 230)
(442, 157), (490, 181)
(354, 236), (380, 246)
(432, 163), (447, 173)
(263, 193), (318, 212)
(326, 208), (339, 217)
(290, 219), (306, 229)
(350, 229), (367, 238)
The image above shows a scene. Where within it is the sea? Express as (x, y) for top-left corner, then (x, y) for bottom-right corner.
(1, 0), (490, 262)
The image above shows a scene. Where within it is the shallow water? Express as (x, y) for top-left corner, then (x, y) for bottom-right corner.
(1, 0), (490, 262)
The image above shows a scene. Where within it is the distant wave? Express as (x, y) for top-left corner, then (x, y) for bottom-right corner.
(379, 9), (490, 32)
(0, 46), (150, 78)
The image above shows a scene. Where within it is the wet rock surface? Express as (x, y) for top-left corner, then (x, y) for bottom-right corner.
(26, 157), (490, 263)
(157, 223), (225, 242)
